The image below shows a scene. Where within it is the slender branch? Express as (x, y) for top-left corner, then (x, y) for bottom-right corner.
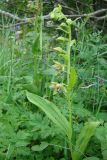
(80, 83), (97, 89)
(0, 8), (107, 29)
(61, 5), (78, 14)
(96, 14), (107, 21)
(73, 0), (93, 7)
(0, 9), (49, 22)
(65, 9), (107, 19)
(0, 22), (29, 29)
(0, 9), (23, 21)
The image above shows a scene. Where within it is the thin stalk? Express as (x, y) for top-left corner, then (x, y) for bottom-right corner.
(67, 25), (71, 86)
(7, 33), (14, 94)
(67, 94), (72, 157)
(33, 0), (43, 94)
(67, 24), (72, 156)
(40, 0), (43, 53)
(96, 95), (104, 117)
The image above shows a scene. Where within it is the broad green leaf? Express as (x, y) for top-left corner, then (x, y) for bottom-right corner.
(26, 91), (69, 135)
(31, 142), (48, 151)
(72, 121), (100, 160)
(67, 67), (77, 92)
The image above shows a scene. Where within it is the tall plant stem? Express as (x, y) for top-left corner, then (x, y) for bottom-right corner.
(40, 0), (43, 53)
(33, 0), (43, 94)
(67, 24), (72, 156)
(67, 25), (71, 86)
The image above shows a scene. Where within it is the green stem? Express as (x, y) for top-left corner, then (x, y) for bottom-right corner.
(67, 94), (72, 157)
(67, 25), (71, 86)
(33, 0), (43, 94)
(40, 0), (43, 53)
(67, 24), (72, 156)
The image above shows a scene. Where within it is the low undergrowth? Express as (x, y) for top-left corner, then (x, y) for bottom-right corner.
(0, 4), (107, 160)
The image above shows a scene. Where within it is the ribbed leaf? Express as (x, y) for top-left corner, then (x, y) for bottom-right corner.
(72, 121), (100, 160)
(26, 91), (69, 135)
(67, 67), (77, 92)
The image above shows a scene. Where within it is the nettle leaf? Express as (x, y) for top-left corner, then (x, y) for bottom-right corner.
(72, 121), (100, 160)
(26, 91), (69, 135)
(31, 142), (48, 151)
(73, 103), (93, 119)
(67, 67), (77, 92)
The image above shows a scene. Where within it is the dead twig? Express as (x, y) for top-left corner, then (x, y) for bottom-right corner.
(0, 8), (107, 29)
(65, 9), (107, 19)
(0, 8), (107, 21)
